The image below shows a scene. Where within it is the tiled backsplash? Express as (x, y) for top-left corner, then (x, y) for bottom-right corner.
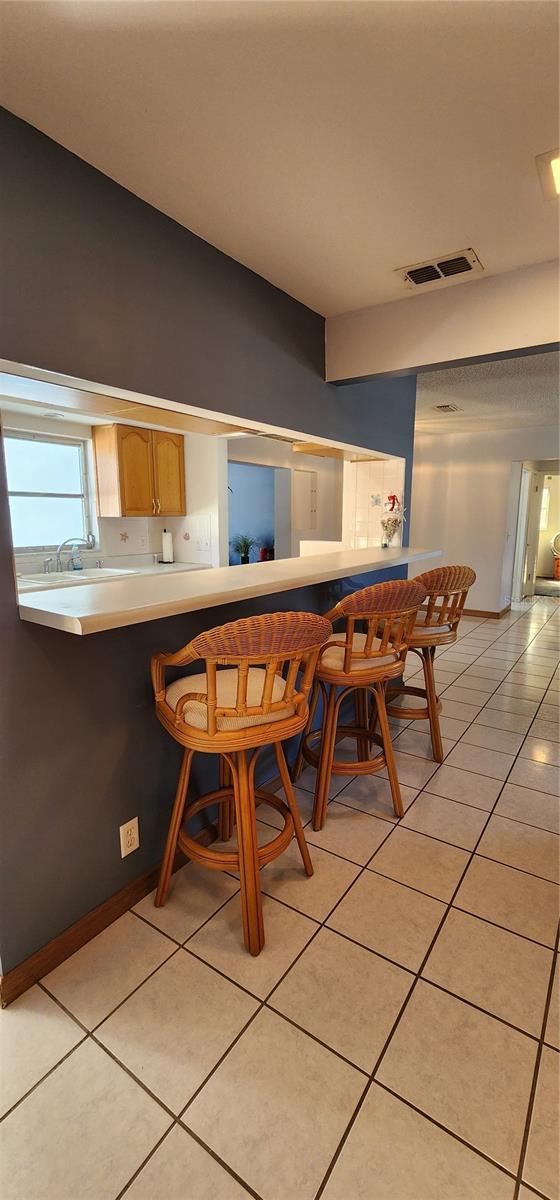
(342, 458), (406, 549)
(163, 513), (215, 566)
(14, 516), (201, 573)
(97, 516), (163, 557)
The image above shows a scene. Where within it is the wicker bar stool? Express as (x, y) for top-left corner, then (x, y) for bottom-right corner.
(296, 579), (427, 832)
(386, 565), (476, 762)
(151, 611), (331, 955)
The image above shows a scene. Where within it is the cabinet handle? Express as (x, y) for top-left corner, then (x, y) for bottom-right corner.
(156, 498), (161, 514)
(152, 498), (156, 514)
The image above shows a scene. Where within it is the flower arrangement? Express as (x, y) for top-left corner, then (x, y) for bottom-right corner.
(380, 494), (406, 548)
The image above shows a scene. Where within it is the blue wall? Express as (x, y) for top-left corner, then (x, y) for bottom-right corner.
(228, 462), (275, 563)
(0, 108), (416, 972)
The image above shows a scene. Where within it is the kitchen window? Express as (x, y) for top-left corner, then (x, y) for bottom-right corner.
(4, 431), (93, 551)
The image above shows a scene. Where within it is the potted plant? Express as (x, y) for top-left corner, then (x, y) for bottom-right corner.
(231, 534), (256, 565)
(259, 537), (275, 562)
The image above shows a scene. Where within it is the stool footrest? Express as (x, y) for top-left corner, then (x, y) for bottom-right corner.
(386, 681), (441, 722)
(303, 726), (387, 777)
(178, 786), (293, 871)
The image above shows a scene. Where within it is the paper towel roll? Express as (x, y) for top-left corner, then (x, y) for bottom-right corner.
(162, 529), (174, 563)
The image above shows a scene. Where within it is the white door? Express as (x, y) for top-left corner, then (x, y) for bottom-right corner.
(523, 471), (544, 598)
(511, 468), (531, 603)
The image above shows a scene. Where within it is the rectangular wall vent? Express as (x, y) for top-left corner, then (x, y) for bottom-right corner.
(396, 248), (484, 290)
(433, 403), (462, 413)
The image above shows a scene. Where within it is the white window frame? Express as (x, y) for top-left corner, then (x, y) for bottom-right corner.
(5, 430), (93, 553)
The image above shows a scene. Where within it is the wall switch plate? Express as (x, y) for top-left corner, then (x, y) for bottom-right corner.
(119, 817), (140, 858)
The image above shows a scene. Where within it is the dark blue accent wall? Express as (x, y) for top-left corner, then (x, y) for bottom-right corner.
(0, 108), (416, 972)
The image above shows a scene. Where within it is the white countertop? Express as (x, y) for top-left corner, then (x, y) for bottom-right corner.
(17, 546), (440, 635)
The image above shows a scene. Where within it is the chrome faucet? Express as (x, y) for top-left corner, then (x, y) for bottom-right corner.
(43, 556), (54, 574)
(56, 532), (95, 572)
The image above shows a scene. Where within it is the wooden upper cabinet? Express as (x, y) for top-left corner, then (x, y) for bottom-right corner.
(117, 426), (155, 517)
(152, 431), (186, 516)
(94, 424), (186, 518)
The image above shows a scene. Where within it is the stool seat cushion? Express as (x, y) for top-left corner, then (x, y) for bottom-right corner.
(412, 621), (452, 636)
(320, 631), (399, 674)
(166, 667), (294, 731)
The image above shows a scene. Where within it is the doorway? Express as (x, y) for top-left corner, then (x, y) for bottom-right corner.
(227, 460), (292, 563)
(511, 459), (560, 601)
(535, 470), (560, 596)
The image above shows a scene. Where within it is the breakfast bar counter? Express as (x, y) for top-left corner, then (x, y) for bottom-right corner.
(18, 545), (440, 635)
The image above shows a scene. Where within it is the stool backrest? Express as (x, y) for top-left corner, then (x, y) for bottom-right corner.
(152, 611), (332, 735)
(414, 565), (476, 631)
(323, 578), (427, 674)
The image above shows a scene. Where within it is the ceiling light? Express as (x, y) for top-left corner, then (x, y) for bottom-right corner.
(535, 148), (560, 200)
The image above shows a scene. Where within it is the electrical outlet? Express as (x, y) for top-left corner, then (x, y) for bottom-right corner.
(119, 817), (140, 858)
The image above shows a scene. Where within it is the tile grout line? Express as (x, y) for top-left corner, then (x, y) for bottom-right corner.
(48, 602), (560, 1190)
(312, 598), (560, 1199)
(372, 1079), (520, 1183)
(36, 979), (268, 1200)
(114, 1123), (181, 1200)
(0, 1034), (89, 1125)
(170, 631), (527, 1146)
(313, 770), (511, 1199)
(512, 923), (560, 1200)
(60, 600), (560, 1198)
(6, 599), (558, 1200)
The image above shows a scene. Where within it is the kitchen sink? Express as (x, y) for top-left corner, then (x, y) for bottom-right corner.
(17, 567), (140, 592)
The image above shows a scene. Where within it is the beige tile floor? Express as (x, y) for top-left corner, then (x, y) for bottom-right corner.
(1, 599), (559, 1200)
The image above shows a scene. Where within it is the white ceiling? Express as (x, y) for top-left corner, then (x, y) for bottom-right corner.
(0, 0), (558, 316)
(416, 351), (560, 433)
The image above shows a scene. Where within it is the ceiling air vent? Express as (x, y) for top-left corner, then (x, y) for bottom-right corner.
(396, 248), (484, 290)
(437, 255), (472, 278)
(406, 264), (441, 286)
(433, 403), (462, 413)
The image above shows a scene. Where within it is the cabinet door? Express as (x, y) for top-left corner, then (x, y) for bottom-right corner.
(293, 469), (318, 532)
(117, 425), (155, 517)
(152, 431), (186, 516)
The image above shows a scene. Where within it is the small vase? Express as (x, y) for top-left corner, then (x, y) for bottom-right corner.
(240, 555), (249, 565)
(381, 535), (389, 549)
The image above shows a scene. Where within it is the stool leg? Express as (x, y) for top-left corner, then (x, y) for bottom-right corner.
(423, 646), (444, 763)
(275, 742), (313, 877)
(313, 684), (338, 831)
(232, 750), (265, 956)
(373, 683), (403, 818)
(155, 749), (193, 907)
(293, 679), (319, 781)
(355, 687), (369, 762)
(218, 755), (234, 841)
(369, 690), (380, 738)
